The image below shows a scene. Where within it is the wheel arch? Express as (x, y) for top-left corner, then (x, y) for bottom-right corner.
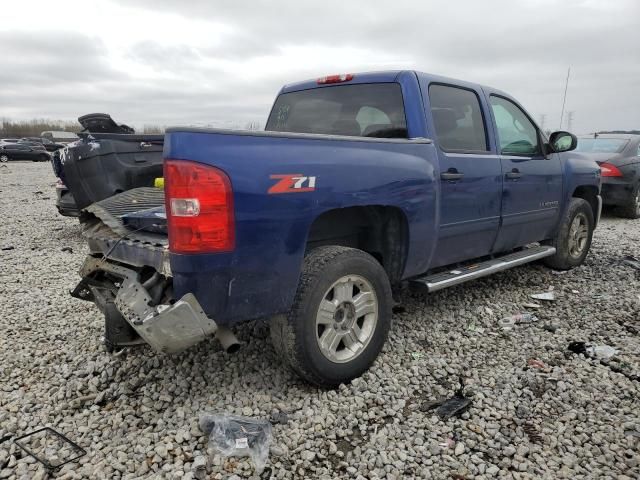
(572, 185), (599, 224)
(305, 205), (409, 284)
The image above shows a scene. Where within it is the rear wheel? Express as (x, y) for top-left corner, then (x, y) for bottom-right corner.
(543, 197), (594, 270)
(270, 246), (392, 387)
(615, 183), (640, 219)
(0, 154), (8, 163)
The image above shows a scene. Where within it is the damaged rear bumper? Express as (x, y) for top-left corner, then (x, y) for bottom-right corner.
(73, 256), (217, 354)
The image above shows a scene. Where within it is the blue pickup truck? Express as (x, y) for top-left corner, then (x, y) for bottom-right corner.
(72, 70), (601, 386)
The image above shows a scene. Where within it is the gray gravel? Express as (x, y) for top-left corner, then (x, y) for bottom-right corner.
(1, 162), (639, 479)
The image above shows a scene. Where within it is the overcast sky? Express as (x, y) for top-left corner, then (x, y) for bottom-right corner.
(1, 0), (638, 133)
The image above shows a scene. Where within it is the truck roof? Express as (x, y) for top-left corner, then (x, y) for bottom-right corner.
(280, 70), (499, 96)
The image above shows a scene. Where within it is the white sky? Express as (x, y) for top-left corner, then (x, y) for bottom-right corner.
(0, 0), (638, 133)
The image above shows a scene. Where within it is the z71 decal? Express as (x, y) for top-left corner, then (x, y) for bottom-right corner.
(268, 174), (317, 194)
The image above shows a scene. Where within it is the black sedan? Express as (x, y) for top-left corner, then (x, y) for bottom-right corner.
(0, 142), (50, 162)
(576, 134), (640, 218)
(20, 137), (65, 152)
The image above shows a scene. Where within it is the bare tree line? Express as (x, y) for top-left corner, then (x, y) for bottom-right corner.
(1, 118), (263, 138)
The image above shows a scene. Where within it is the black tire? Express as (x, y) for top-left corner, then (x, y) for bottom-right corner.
(615, 183), (640, 219)
(270, 246), (392, 387)
(543, 197), (594, 270)
(0, 154), (9, 163)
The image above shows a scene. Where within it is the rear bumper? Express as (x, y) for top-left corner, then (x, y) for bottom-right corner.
(72, 256), (218, 354)
(601, 180), (634, 206)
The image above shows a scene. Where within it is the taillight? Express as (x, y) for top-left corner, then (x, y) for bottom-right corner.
(600, 162), (623, 177)
(164, 159), (234, 253)
(317, 73), (354, 84)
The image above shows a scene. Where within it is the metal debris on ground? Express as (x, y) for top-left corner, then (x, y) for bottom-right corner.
(199, 414), (272, 473)
(621, 255), (640, 270)
(13, 427), (86, 471)
(499, 313), (538, 331)
(1, 246), (14, 251)
(530, 291), (556, 301)
(522, 302), (541, 309)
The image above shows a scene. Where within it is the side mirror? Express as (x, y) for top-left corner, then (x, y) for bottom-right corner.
(548, 131), (577, 153)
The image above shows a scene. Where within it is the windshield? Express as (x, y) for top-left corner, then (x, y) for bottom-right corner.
(575, 138), (628, 153)
(265, 83), (407, 138)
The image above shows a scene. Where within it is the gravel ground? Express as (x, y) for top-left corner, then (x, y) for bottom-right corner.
(1, 162), (639, 480)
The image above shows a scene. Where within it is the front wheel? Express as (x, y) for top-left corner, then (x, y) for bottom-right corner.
(543, 197), (594, 270)
(0, 154), (8, 163)
(270, 246), (392, 387)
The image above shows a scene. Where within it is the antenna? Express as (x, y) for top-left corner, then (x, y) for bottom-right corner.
(559, 67), (570, 129)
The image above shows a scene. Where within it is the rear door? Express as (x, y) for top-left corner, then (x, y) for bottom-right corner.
(424, 83), (502, 268)
(487, 94), (562, 252)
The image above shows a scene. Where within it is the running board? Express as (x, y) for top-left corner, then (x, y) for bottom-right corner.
(410, 245), (556, 293)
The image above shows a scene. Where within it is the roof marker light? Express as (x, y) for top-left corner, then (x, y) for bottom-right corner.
(317, 74), (354, 85)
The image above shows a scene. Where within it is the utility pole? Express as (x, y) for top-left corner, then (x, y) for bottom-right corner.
(567, 111), (574, 132)
(539, 114), (546, 131)
(559, 67), (570, 130)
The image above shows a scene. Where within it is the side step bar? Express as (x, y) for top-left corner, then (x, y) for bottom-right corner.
(410, 245), (556, 293)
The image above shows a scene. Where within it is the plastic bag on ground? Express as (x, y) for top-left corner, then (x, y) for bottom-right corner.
(199, 413), (272, 473)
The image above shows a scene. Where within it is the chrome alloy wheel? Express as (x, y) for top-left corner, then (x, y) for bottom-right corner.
(315, 275), (378, 363)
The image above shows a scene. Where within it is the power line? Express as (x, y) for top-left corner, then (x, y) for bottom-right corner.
(559, 67), (570, 130)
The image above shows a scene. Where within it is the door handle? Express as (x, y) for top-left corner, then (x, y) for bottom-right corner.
(505, 169), (522, 180)
(441, 169), (464, 181)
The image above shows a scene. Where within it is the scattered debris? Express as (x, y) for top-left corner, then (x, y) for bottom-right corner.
(523, 422), (543, 443)
(568, 341), (588, 355)
(527, 358), (547, 369)
(269, 411), (289, 425)
(499, 313), (538, 331)
(571, 290), (580, 294)
(568, 342), (618, 360)
(435, 395), (472, 420)
(199, 414), (272, 473)
(13, 427), (86, 471)
(543, 324), (558, 333)
(621, 255), (640, 270)
(420, 398), (447, 412)
(551, 270), (568, 275)
(1, 246), (14, 251)
(530, 291), (556, 301)
(624, 430), (640, 439)
(61, 246), (73, 253)
(33, 190), (43, 195)
(586, 345), (618, 360)
(467, 322), (485, 333)
(438, 437), (455, 448)
(522, 302), (541, 309)
(411, 352), (424, 359)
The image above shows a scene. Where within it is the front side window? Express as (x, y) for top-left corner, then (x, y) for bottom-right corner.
(428, 84), (488, 152)
(266, 83), (407, 138)
(490, 96), (541, 156)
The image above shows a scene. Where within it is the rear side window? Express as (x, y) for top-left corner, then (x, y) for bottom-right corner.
(428, 84), (488, 152)
(265, 84), (408, 138)
(575, 138), (629, 154)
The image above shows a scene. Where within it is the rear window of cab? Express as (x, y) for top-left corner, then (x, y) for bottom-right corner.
(265, 83), (408, 138)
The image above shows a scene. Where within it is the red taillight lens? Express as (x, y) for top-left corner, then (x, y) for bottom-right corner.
(164, 159), (234, 253)
(600, 162), (623, 177)
(317, 73), (354, 84)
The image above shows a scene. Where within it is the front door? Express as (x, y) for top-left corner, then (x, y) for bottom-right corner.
(488, 94), (563, 252)
(426, 83), (503, 268)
